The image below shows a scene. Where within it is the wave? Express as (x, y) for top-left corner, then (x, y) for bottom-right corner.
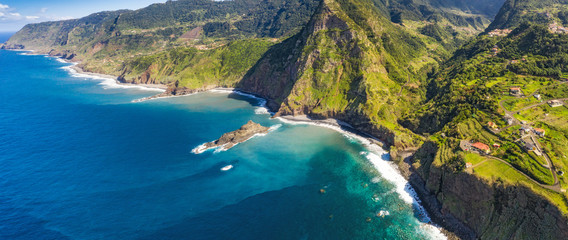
(276, 117), (366, 145)
(52, 58), (164, 92)
(220, 165), (233, 171)
(228, 89), (273, 115)
(254, 107), (270, 115)
(269, 124), (282, 132)
(276, 116), (445, 239)
(192, 123), (281, 155)
(362, 151), (446, 239)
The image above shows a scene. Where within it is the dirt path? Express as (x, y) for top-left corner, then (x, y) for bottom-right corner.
(474, 156), (562, 192)
(490, 93), (564, 192)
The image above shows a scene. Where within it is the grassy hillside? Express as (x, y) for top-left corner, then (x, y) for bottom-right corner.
(4, 0), (320, 85)
(115, 39), (275, 88)
(488, 0), (568, 31)
(403, 19), (568, 225)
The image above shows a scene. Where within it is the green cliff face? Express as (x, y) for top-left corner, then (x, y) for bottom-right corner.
(488, 0), (568, 31)
(239, 0), (437, 148)
(411, 141), (568, 239)
(401, 2), (568, 237)
(5, 0), (321, 83)
(8, 0), (568, 238)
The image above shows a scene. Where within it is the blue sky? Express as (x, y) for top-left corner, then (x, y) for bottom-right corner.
(0, 0), (166, 32)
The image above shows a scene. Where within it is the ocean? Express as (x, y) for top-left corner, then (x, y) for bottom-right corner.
(0, 46), (444, 239)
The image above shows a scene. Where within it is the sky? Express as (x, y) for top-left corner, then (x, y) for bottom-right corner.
(0, 0), (166, 32)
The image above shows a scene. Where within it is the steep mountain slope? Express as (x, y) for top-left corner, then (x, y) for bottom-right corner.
(5, 10), (128, 51)
(5, 0), (320, 51)
(387, 0), (504, 27)
(399, 2), (568, 238)
(488, 0), (568, 31)
(239, 0), (439, 148)
(11, 1), (568, 238)
(4, 0), (320, 89)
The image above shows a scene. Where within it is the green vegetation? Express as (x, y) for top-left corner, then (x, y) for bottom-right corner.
(6, 0), (320, 88)
(121, 39), (274, 88)
(7, 0), (568, 235)
(472, 156), (568, 213)
(489, 0), (568, 31)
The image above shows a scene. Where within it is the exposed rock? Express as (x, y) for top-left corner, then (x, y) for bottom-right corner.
(401, 141), (568, 240)
(194, 121), (270, 154)
(179, 27), (203, 40)
(2, 44), (25, 50)
(48, 49), (76, 60)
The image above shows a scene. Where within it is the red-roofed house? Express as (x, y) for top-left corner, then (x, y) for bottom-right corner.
(488, 122), (498, 129)
(510, 87), (521, 96)
(472, 142), (491, 154)
(534, 128), (546, 137)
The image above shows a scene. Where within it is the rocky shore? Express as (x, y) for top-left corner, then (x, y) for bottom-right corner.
(193, 120), (270, 154)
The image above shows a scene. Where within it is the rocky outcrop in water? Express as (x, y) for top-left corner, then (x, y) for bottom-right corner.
(193, 121), (270, 154)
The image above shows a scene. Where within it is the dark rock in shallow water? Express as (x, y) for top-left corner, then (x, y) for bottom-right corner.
(194, 120), (270, 153)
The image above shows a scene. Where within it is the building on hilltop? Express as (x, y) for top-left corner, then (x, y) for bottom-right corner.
(523, 141), (537, 152)
(510, 87), (521, 96)
(520, 126), (532, 135)
(548, 100), (563, 107)
(504, 116), (514, 125)
(488, 29), (512, 37)
(534, 128), (546, 137)
(472, 142), (490, 154)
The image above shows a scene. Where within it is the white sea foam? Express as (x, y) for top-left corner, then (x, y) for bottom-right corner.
(269, 124), (282, 131)
(191, 143), (209, 154)
(220, 165), (233, 171)
(192, 123), (280, 155)
(52, 58), (164, 92)
(362, 151), (446, 239)
(208, 89), (234, 94)
(276, 117), (366, 144)
(54, 57), (69, 63)
(208, 89), (274, 115)
(276, 116), (446, 239)
(254, 107), (270, 115)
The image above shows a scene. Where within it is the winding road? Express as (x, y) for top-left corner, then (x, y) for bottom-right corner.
(485, 90), (567, 192)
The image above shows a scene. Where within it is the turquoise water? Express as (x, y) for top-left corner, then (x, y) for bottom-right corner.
(0, 49), (443, 239)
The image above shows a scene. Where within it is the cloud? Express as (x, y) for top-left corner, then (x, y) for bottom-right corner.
(0, 3), (77, 31)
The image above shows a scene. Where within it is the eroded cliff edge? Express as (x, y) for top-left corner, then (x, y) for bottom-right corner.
(395, 141), (568, 240)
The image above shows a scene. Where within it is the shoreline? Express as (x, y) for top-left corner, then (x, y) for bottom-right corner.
(67, 63), (168, 91)
(14, 49), (451, 239)
(58, 59), (167, 92)
(5, 49), (168, 92)
(275, 115), (448, 239)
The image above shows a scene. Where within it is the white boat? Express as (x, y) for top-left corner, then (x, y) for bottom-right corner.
(220, 165), (233, 171)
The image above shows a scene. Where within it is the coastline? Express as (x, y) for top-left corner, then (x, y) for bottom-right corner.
(275, 115), (448, 240)
(131, 84), (453, 239)
(67, 63), (168, 91)
(5, 49), (167, 93)
(25, 50), (452, 239)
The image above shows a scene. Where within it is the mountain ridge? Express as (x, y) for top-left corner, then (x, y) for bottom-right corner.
(5, 0), (568, 239)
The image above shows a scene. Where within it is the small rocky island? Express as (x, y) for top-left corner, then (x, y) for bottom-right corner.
(193, 120), (270, 154)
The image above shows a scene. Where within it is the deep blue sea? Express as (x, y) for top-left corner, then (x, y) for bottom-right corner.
(0, 44), (444, 239)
